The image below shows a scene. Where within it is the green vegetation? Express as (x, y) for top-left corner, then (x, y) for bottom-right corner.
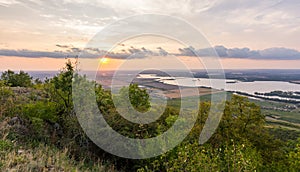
(255, 91), (300, 100)
(119, 83), (151, 112)
(0, 60), (299, 171)
(1, 70), (33, 87)
(250, 98), (300, 129)
(0, 141), (113, 171)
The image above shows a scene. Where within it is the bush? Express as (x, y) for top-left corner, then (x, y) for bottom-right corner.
(138, 141), (262, 172)
(0, 140), (115, 171)
(1, 70), (32, 87)
(22, 101), (58, 123)
(0, 81), (14, 117)
(288, 138), (300, 171)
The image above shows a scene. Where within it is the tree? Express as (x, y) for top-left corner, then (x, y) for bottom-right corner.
(215, 95), (286, 166)
(218, 95), (264, 143)
(1, 70), (32, 87)
(288, 138), (300, 171)
(119, 84), (151, 112)
(45, 60), (74, 114)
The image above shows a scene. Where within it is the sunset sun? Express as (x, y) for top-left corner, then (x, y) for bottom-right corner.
(99, 57), (109, 64)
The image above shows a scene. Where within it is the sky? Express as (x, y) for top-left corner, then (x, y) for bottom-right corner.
(1, 0), (300, 70)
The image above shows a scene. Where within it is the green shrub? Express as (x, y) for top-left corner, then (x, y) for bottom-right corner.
(22, 101), (58, 123)
(1, 70), (32, 87)
(0, 140), (13, 153)
(0, 81), (14, 117)
(288, 138), (300, 171)
(138, 141), (262, 172)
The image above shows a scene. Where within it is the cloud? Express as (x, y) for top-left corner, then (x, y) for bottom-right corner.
(56, 44), (71, 49)
(218, 46), (300, 60)
(0, 0), (19, 7)
(0, 46), (169, 59)
(0, 49), (77, 58)
(1, 0), (300, 54)
(105, 46), (168, 59)
(178, 46), (196, 56)
(1, 45), (300, 60)
(176, 46), (300, 60)
(259, 47), (300, 60)
(226, 47), (260, 58)
(157, 47), (168, 56)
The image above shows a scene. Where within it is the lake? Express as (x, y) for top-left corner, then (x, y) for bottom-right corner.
(139, 74), (300, 101)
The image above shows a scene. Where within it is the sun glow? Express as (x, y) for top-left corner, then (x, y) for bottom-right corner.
(99, 57), (109, 64)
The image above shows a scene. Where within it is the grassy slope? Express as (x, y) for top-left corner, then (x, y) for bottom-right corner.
(0, 87), (118, 172)
(0, 139), (114, 171)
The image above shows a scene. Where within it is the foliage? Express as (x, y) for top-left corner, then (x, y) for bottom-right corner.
(220, 95), (264, 142)
(1, 70), (32, 87)
(1, 61), (300, 171)
(119, 84), (151, 112)
(288, 138), (300, 171)
(0, 81), (14, 117)
(138, 141), (262, 172)
(22, 101), (58, 123)
(0, 140), (116, 171)
(44, 59), (75, 116)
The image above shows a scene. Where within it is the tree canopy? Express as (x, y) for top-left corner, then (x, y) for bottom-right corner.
(1, 70), (32, 87)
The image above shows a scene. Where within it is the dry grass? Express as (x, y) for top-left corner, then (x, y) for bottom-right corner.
(0, 140), (116, 172)
(0, 119), (117, 172)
